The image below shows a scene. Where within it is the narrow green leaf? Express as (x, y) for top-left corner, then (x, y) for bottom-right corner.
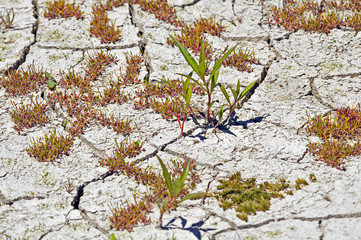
(172, 177), (183, 197)
(170, 36), (201, 78)
(156, 155), (173, 197)
(237, 80), (257, 102)
(231, 87), (238, 101)
(177, 73), (206, 92)
(218, 105), (224, 121)
(185, 85), (192, 107)
(179, 192), (205, 204)
(183, 74), (191, 96)
(220, 84), (231, 104)
(198, 41), (206, 78)
(210, 69), (219, 92)
(179, 159), (190, 186)
(172, 159), (190, 197)
(209, 44), (238, 81)
(236, 79), (241, 97)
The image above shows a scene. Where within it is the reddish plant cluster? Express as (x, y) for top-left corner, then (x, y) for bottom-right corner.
(84, 50), (118, 81)
(9, 97), (50, 133)
(220, 47), (260, 73)
(27, 129), (74, 162)
(0, 65), (47, 96)
(167, 17), (227, 59)
(110, 196), (152, 232)
(89, 3), (122, 43)
(133, 79), (202, 120)
(119, 52), (144, 85)
(44, 0), (84, 19)
(305, 104), (361, 169)
(268, 0), (361, 33)
(133, 0), (185, 27)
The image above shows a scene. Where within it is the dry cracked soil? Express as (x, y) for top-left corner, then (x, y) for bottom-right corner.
(1, 0), (361, 239)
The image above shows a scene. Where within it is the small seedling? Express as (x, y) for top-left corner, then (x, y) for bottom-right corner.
(162, 73), (194, 136)
(45, 72), (57, 91)
(170, 36), (236, 122)
(0, 8), (15, 28)
(170, 36), (257, 127)
(219, 79), (257, 120)
(156, 155), (203, 228)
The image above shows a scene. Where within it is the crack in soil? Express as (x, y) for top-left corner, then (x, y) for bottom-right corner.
(5, 0), (39, 74)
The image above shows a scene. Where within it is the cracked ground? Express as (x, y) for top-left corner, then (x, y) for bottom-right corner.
(1, 0), (361, 239)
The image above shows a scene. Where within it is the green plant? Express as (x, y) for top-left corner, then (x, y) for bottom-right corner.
(0, 8), (15, 28)
(170, 36), (234, 122)
(156, 155), (204, 228)
(44, 0), (84, 19)
(162, 73), (194, 136)
(170, 36), (257, 126)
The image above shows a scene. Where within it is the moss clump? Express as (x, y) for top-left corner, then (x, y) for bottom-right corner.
(216, 172), (309, 221)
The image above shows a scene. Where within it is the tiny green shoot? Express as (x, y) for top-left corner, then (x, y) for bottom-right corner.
(157, 155), (204, 228)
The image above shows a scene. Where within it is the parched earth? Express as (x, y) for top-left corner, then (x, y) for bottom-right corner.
(1, 0), (361, 239)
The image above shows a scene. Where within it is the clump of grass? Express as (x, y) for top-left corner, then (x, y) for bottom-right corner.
(44, 0), (84, 19)
(119, 52), (144, 85)
(60, 69), (91, 92)
(134, 0), (185, 27)
(89, 4), (122, 43)
(0, 8), (15, 28)
(27, 129), (74, 162)
(101, 137), (145, 171)
(84, 50), (118, 81)
(215, 172), (307, 221)
(167, 17), (226, 59)
(268, 0), (361, 33)
(110, 195), (152, 232)
(95, 0), (127, 11)
(220, 47), (259, 73)
(98, 81), (130, 106)
(9, 96), (49, 133)
(305, 104), (361, 170)
(0, 65), (47, 96)
(94, 112), (134, 134)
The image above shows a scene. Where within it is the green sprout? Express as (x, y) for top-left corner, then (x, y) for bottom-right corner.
(170, 36), (257, 129)
(219, 79), (257, 120)
(157, 155), (203, 228)
(45, 72), (57, 91)
(170, 35), (236, 122)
